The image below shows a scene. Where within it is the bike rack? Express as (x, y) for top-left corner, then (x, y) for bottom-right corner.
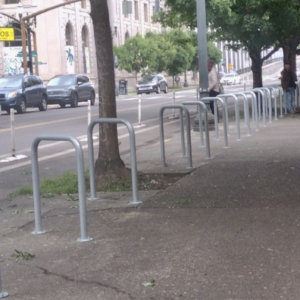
(31, 135), (92, 242)
(182, 101), (211, 159)
(200, 97), (229, 148)
(240, 91), (259, 131)
(87, 118), (141, 205)
(218, 94), (241, 141)
(251, 89), (267, 127)
(233, 92), (251, 136)
(159, 105), (193, 168)
(257, 87), (272, 124)
(267, 87), (279, 121)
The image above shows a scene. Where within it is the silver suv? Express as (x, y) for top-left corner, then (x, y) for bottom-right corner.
(136, 74), (168, 95)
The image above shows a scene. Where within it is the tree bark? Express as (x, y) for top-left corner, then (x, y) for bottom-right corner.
(90, 0), (130, 185)
(282, 37), (300, 72)
(249, 48), (263, 88)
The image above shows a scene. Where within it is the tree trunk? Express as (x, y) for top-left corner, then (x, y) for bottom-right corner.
(249, 48), (263, 88)
(90, 0), (130, 185)
(282, 38), (300, 72)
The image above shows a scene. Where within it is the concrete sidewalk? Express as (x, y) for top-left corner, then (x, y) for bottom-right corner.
(1, 113), (300, 299)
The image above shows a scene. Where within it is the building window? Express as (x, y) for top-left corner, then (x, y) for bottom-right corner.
(65, 22), (74, 46)
(81, 0), (87, 9)
(144, 4), (148, 22)
(5, 0), (19, 3)
(134, 1), (139, 20)
(125, 31), (130, 40)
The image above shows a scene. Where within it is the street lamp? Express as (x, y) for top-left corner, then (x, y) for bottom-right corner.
(17, 1), (37, 75)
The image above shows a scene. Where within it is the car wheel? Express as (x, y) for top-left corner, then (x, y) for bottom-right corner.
(90, 92), (95, 105)
(16, 97), (26, 114)
(38, 95), (47, 111)
(146, 92), (150, 94)
(164, 85), (168, 94)
(71, 93), (79, 107)
(60, 103), (66, 108)
(156, 86), (161, 94)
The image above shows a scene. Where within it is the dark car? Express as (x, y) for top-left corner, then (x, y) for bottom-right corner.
(0, 74), (47, 114)
(136, 74), (168, 95)
(46, 74), (95, 108)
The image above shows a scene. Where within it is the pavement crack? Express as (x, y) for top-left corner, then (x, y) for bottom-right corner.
(37, 266), (136, 299)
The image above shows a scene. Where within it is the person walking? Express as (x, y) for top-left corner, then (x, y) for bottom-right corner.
(280, 62), (297, 114)
(208, 59), (221, 115)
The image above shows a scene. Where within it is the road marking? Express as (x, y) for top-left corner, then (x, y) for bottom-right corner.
(0, 119), (181, 173)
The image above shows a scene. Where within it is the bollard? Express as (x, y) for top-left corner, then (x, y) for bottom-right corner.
(10, 108), (15, 157)
(87, 100), (91, 126)
(138, 94), (142, 125)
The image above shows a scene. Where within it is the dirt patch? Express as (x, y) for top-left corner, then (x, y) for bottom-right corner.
(137, 172), (188, 190)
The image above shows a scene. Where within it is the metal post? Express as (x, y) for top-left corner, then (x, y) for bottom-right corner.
(159, 105), (193, 168)
(87, 119), (141, 205)
(21, 19), (27, 74)
(138, 94), (141, 125)
(0, 265), (9, 298)
(31, 135), (92, 242)
(27, 25), (33, 75)
(183, 101), (211, 159)
(32, 31), (39, 75)
(87, 100), (91, 126)
(10, 108), (15, 157)
(183, 70), (189, 87)
(196, 0), (209, 99)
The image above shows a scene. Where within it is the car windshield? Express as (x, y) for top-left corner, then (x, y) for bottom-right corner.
(0, 77), (22, 88)
(47, 76), (75, 86)
(139, 76), (157, 84)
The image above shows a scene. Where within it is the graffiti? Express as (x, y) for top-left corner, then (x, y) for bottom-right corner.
(65, 46), (75, 74)
(3, 47), (23, 75)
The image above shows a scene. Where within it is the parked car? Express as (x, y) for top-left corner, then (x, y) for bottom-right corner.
(0, 74), (47, 114)
(136, 74), (168, 95)
(220, 72), (241, 85)
(46, 74), (95, 108)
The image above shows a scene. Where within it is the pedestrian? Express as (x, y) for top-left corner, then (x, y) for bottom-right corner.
(175, 75), (180, 86)
(208, 59), (221, 115)
(280, 62), (297, 114)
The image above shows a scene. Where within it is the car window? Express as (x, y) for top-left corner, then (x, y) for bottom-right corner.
(0, 77), (22, 88)
(47, 76), (75, 86)
(82, 76), (89, 83)
(77, 76), (84, 85)
(30, 76), (40, 86)
(224, 74), (235, 78)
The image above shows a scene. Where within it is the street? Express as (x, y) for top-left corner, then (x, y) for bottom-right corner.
(0, 61), (284, 197)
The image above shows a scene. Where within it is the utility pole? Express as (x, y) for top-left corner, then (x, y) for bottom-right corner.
(196, 0), (209, 100)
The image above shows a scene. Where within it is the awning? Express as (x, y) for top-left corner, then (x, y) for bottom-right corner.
(16, 51), (38, 58)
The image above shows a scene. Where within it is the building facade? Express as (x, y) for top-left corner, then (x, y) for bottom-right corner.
(0, 0), (164, 85)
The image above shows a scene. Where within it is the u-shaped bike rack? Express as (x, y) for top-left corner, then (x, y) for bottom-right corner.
(87, 118), (141, 205)
(159, 105), (193, 168)
(31, 135), (92, 242)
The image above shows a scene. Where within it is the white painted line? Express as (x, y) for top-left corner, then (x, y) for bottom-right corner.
(133, 124), (146, 129)
(0, 119), (181, 173)
(0, 154), (27, 163)
(80, 135), (98, 142)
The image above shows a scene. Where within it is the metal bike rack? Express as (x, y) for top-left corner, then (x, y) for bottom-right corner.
(159, 105), (193, 168)
(218, 94), (241, 141)
(201, 97), (229, 148)
(234, 92), (251, 136)
(0, 265), (8, 298)
(182, 101), (211, 159)
(87, 118), (141, 205)
(267, 87), (279, 121)
(257, 87), (272, 124)
(241, 91), (259, 131)
(252, 89), (267, 127)
(31, 135), (92, 243)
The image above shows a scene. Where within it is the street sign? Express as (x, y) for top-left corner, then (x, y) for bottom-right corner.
(0, 27), (15, 41)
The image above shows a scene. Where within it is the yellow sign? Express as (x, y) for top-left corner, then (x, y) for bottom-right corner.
(0, 28), (15, 41)
(229, 63), (233, 69)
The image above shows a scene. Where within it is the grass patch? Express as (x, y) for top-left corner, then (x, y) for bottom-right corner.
(97, 179), (131, 192)
(10, 171), (79, 197)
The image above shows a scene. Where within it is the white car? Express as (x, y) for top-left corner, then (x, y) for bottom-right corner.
(220, 72), (241, 85)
